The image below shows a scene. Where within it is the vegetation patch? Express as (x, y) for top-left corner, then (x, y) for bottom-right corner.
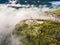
(50, 9), (60, 14)
(13, 19), (60, 45)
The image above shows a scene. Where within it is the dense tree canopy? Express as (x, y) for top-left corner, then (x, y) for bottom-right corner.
(13, 19), (60, 45)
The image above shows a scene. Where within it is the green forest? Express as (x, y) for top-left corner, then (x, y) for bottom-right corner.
(13, 19), (60, 45)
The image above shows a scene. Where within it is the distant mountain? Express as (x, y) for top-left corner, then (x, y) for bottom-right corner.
(0, 0), (60, 4)
(0, 0), (8, 3)
(0, 0), (60, 8)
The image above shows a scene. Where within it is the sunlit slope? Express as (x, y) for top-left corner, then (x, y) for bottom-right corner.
(13, 19), (60, 45)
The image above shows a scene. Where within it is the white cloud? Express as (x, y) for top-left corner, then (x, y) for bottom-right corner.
(51, 1), (60, 5)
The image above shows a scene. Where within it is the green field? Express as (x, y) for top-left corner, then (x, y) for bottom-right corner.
(50, 9), (60, 14)
(13, 19), (60, 45)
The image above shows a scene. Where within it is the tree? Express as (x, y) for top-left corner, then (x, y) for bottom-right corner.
(13, 19), (60, 45)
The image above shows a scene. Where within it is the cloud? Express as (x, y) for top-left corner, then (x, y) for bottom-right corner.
(51, 1), (60, 5)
